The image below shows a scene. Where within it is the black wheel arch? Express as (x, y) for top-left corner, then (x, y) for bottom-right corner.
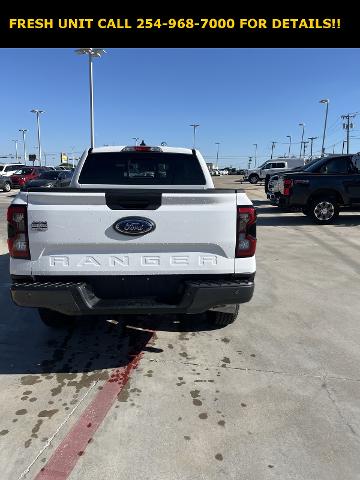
(307, 189), (344, 206)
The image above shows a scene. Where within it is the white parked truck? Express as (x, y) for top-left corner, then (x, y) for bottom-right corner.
(8, 145), (256, 328)
(245, 158), (305, 184)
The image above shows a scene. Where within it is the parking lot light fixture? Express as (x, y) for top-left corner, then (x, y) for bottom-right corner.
(31, 109), (44, 165)
(299, 123), (305, 158)
(75, 48), (106, 149)
(319, 99), (329, 156)
(270, 141), (277, 159)
(132, 137), (139, 146)
(286, 135), (292, 157)
(19, 129), (28, 165)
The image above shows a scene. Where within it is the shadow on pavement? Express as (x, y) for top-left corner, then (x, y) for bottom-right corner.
(332, 216), (360, 227)
(257, 212), (360, 227)
(0, 253), (220, 376)
(0, 251), (10, 280)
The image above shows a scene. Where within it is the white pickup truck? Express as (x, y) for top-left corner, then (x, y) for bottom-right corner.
(245, 158), (305, 184)
(8, 145), (256, 328)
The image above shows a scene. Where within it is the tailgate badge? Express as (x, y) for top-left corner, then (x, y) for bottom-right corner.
(113, 217), (156, 236)
(31, 221), (48, 231)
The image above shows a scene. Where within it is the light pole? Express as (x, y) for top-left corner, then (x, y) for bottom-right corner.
(308, 136), (318, 158)
(132, 137), (139, 146)
(19, 129), (27, 165)
(12, 140), (18, 161)
(286, 135), (292, 157)
(299, 123), (305, 158)
(270, 141), (277, 159)
(70, 146), (76, 168)
(319, 99), (329, 156)
(253, 143), (257, 166)
(303, 141), (309, 159)
(75, 48), (106, 149)
(190, 123), (200, 149)
(215, 142), (220, 169)
(31, 109), (44, 165)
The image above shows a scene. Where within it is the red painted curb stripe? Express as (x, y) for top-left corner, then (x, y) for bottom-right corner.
(34, 335), (153, 480)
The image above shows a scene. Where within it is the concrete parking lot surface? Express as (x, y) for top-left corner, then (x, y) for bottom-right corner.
(1, 179), (360, 479)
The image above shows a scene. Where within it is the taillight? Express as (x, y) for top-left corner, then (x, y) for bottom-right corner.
(236, 206), (257, 258)
(7, 205), (30, 259)
(283, 178), (293, 196)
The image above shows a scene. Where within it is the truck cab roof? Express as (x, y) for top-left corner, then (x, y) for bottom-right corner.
(91, 145), (195, 155)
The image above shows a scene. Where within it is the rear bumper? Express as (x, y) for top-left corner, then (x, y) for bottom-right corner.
(11, 277), (255, 315)
(267, 192), (280, 204)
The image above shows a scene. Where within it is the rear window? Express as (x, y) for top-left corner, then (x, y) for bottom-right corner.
(39, 171), (60, 180)
(14, 168), (34, 175)
(78, 152), (206, 185)
(305, 156), (352, 173)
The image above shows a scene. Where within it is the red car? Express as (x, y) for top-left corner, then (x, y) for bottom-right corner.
(10, 167), (48, 188)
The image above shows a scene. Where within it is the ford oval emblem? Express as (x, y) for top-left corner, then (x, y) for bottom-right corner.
(113, 217), (156, 236)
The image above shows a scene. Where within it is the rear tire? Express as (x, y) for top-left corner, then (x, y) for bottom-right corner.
(249, 174), (259, 184)
(207, 305), (239, 327)
(309, 197), (339, 224)
(38, 308), (75, 328)
(3, 182), (11, 192)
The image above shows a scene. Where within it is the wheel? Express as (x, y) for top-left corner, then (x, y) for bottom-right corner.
(309, 197), (339, 224)
(207, 305), (239, 327)
(249, 174), (259, 184)
(38, 308), (75, 328)
(3, 182), (11, 192)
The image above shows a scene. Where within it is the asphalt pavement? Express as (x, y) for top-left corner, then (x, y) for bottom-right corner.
(1, 180), (360, 480)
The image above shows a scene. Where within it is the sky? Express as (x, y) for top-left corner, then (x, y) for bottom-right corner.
(1, 48), (360, 168)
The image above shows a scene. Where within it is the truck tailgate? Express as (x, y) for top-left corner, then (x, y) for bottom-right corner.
(26, 190), (241, 276)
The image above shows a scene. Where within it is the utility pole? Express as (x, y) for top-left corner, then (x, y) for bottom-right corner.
(248, 156), (252, 169)
(286, 135), (292, 157)
(270, 141), (277, 159)
(253, 143), (257, 166)
(299, 123), (305, 158)
(215, 142), (220, 169)
(190, 124), (200, 149)
(308, 136), (318, 158)
(19, 129), (28, 165)
(341, 113), (356, 154)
